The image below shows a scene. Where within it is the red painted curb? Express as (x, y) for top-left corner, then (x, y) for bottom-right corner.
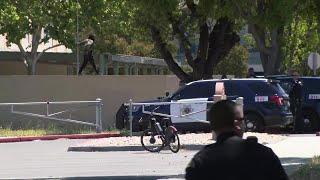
(0, 132), (121, 143)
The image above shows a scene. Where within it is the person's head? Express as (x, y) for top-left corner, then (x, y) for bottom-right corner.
(292, 71), (300, 81)
(248, 67), (255, 75)
(208, 100), (244, 137)
(88, 34), (95, 41)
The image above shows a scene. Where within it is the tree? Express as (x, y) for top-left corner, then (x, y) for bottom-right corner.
(126, 0), (240, 83)
(279, 0), (320, 75)
(220, 0), (297, 75)
(0, 0), (80, 74)
(0, 0), (110, 75)
(282, 16), (320, 75)
(213, 44), (249, 78)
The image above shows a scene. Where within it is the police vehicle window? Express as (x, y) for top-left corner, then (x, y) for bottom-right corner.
(248, 82), (278, 95)
(179, 82), (215, 99)
(170, 87), (185, 100)
(271, 83), (287, 96)
(279, 82), (291, 93)
(224, 82), (238, 97)
(224, 81), (245, 97)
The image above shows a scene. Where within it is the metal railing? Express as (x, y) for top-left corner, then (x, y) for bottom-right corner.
(0, 98), (103, 133)
(125, 97), (244, 136)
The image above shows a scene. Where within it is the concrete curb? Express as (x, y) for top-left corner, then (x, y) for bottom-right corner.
(0, 132), (121, 143)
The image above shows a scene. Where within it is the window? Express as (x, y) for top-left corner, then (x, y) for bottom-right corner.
(172, 82), (215, 100)
(248, 82), (280, 95)
(224, 81), (246, 98)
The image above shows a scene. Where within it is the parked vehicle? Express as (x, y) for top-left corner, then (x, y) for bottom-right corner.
(268, 76), (320, 131)
(116, 79), (293, 132)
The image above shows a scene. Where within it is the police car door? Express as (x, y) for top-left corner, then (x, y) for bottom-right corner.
(170, 82), (215, 124)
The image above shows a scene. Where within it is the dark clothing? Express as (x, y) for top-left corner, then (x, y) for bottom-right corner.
(289, 80), (303, 132)
(246, 74), (257, 78)
(289, 80), (302, 114)
(185, 132), (288, 180)
(78, 50), (99, 75)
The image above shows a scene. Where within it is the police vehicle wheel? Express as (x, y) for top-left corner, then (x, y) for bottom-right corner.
(245, 113), (265, 132)
(141, 129), (164, 152)
(302, 109), (319, 132)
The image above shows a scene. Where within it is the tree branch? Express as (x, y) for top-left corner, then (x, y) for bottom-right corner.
(196, 22), (209, 62)
(248, 24), (272, 55)
(205, 18), (240, 78)
(167, 14), (194, 68)
(17, 42), (29, 60)
(185, 0), (197, 17)
(150, 25), (192, 83)
(232, 0), (254, 19)
(31, 25), (42, 57)
(35, 43), (62, 62)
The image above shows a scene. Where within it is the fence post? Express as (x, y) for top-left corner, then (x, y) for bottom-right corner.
(129, 99), (133, 137)
(96, 98), (102, 133)
(236, 97), (244, 118)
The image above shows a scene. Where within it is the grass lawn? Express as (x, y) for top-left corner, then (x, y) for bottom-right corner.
(290, 156), (320, 180)
(0, 128), (96, 137)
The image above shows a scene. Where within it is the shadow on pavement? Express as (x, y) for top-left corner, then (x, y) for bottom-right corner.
(41, 174), (185, 180)
(68, 144), (205, 152)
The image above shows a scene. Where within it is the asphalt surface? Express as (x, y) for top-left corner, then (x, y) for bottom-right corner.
(0, 136), (315, 179)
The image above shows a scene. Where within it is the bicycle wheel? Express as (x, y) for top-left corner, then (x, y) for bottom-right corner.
(141, 129), (164, 152)
(168, 131), (180, 153)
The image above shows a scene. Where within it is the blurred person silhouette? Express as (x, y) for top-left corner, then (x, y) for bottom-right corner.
(77, 34), (99, 75)
(289, 71), (303, 133)
(247, 67), (256, 78)
(185, 100), (288, 180)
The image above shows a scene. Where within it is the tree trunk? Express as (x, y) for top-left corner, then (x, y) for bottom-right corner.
(150, 26), (192, 83)
(26, 64), (33, 75)
(151, 18), (239, 83)
(204, 18), (240, 79)
(249, 24), (283, 75)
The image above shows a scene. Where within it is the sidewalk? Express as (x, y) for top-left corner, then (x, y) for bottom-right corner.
(267, 135), (320, 158)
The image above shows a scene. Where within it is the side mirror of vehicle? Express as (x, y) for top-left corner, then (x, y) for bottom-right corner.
(165, 91), (170, 97)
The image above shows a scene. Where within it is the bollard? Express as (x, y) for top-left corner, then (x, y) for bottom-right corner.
(129, 99), (133, 137)
(46, 101), (49, 116)
(236, 97), (244, 118)
(95, 98), (102, 133)
(235, 97), (244, 122)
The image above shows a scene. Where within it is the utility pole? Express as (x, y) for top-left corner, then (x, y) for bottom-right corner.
(76, 0), (80, 75)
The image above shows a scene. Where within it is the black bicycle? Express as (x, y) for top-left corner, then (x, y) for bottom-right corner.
(140, 107), (180, 153)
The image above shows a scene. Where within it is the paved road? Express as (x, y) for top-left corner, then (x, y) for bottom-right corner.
(0, 139), (191, 179)
(0, 136), (317, 179)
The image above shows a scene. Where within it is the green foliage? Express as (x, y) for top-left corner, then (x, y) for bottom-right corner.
(0, 0), (79, 47)
(213, 44), (249, 77)
(282, 18), (320, 75)
(290, 156), (320, 179)
(241, 33), (256, 50)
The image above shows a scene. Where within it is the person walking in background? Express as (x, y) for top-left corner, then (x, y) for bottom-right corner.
(77, 34), (99, 75)
(289, 71), (303, 133)
(247, 67), (256, 78)
(185, 100), (288, 180)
